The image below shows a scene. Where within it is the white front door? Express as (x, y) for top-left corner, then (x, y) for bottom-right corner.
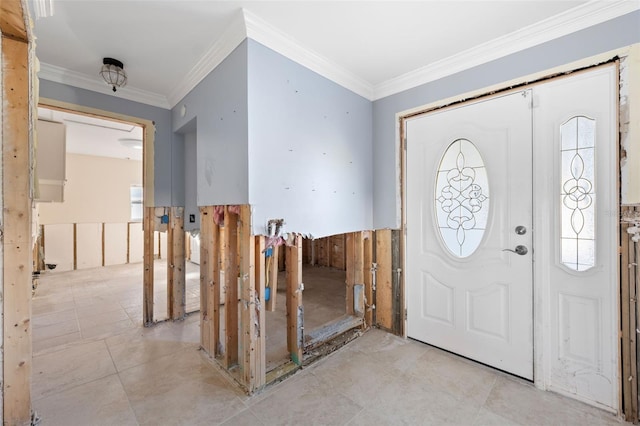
(406, 91), (534, 379)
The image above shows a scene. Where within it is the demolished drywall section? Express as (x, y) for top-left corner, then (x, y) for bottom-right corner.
(247, 39), (373, 238)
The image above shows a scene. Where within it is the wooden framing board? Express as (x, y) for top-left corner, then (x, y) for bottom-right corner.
(286, 235), (303, 365)
(2, 35), (32, 425)
(391, 229), (403, 334)
(211, 215), (221, 355)
(101, 223), (106, 266)
(346, 232), (365, 316)
(222, 206), (239, 368)
(167, 207), (185, 320)
(621, 209), (639, 422)
(265, 245), (279, 312)
(363, 231), (374, 327)
(239, 205), (257, 390)
(199, 207), (212, 353)
(143, 206), (155, 325)
(0, 0), (28, 43)
(254, 235), (266, 389)
(72, 223), (77, 270)
(374, 229), (393, 330)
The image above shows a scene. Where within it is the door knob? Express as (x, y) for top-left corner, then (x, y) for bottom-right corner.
(515, 226), (527, 235)
(502, 245), (528, 255)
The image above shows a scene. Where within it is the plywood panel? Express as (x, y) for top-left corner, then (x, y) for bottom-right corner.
(76, 223), (102, 269)
(104, 223), (128, 265)
(43, 224), (74, 271)
(128, 222), (143, 263)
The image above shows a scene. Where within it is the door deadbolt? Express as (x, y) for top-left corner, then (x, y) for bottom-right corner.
(515, 226), (527, 235)
(502, 245), (528, 255)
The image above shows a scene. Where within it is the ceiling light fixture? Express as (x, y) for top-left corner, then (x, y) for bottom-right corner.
(100, 58), (127, 92)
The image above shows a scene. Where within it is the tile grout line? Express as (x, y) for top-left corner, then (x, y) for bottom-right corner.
(105, 336), (142, 425)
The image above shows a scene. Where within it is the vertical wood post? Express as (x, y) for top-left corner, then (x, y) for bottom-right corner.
(167, 207), (185, 320)
(239, 206), (257, 390)
(375, 229), (392, 330)
(254, 235), (267, 389)
(286, 235), (303, 365)
(2, 35), (32, 425)
(200, 207), (212, 353)
(346, 232), (364, 316)
(622, 221), (635, 420)
(222, 206), (239, 367)
(363, 231), (374, 327)
(73, 223), (77, 270)
(211, 215), (221, 356)
(143, 207), (155, 325)
(101, 223), (106, 267)
(266, 245), (279, 312)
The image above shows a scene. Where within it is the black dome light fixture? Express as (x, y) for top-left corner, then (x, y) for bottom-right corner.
(100, 57), (127, 92)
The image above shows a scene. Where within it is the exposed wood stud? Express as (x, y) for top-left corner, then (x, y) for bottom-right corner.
(200, 207), (212, 354)
(143, 206), (155, 325)
(622, 221), (632, 419)
(286, 235), (303, 365)
(101, 223), (106, 267)
(222, 206), (239, 368)
(239, 205), (257, 390)
(255, 235), (267, 389)
(73, 223), (78, 270)
(211, 213), (221, 356)
(363, 231), (374, 327)
(266, 245), (279, 312)
(375, 229), (393, 330)
(346, 232), (365, 316)
(2, 35), (32, 425)
(0, 0), (28, 42)
(391, 230), (402, 334)
(167, 207), (185, 320)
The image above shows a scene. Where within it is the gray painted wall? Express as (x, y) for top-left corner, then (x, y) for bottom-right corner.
(183, 132), (200, 232)
(247, 40), (373, 238)
(172, 41), (249, 207)
(372, 10), (640, 229)
(38, 79), (174, 206)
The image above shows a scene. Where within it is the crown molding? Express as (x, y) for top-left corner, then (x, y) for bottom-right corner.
(38, 62), (171, 109)
(243, 9), (374, 100)
(373, 0), (640, 100)
(167, 10), (247, 108)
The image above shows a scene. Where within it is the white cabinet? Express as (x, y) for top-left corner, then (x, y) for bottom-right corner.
(36, 119), (66, 202)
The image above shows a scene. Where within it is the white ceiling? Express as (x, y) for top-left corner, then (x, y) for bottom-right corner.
(32, 1), (639, 108)
(38, 107), (143, 161)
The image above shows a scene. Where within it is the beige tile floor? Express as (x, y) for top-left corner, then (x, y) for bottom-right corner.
(32, 264), (629, 425)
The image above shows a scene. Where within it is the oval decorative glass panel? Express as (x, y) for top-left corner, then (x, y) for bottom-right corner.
(560, 116), (596, 271)
(434, 139), (490, 258)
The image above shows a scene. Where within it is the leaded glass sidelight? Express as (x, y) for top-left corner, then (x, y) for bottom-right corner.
(435, 139), (489, 258)
(560, 116), (596, 271)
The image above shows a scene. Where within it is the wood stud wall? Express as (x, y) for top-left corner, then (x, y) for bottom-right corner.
(196, 209), (398, 393)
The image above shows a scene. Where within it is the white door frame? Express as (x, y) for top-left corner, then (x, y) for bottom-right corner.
(398, 51), (632, 414)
